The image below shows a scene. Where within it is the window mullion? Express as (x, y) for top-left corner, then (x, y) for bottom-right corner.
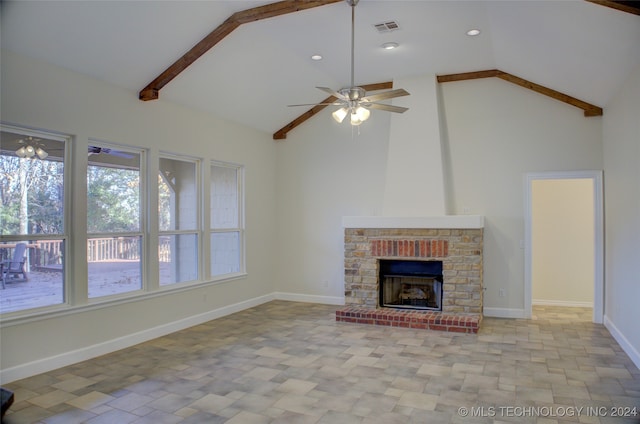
(202, 161), (212, 280)
(147, 148), (159, 291)
(70, 135), (89, 306)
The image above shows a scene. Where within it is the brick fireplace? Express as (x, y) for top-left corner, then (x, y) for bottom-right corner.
(336, 216), (484, 333)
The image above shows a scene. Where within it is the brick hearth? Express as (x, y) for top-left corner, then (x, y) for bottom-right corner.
(338, 224), (484, 333)
(335, 307), (480, 333)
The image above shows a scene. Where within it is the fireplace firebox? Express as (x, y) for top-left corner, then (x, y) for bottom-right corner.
(379, 260), (443, 311)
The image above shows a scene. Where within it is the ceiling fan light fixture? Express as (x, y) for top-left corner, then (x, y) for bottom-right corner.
(332, 107), (348, 123)
(355, 106), (370, 122)
(15, 136), (49, 160)
(350, 107), (370, 126)
(35, 147), (49, 160)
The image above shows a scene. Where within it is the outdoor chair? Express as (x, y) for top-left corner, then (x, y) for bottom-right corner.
(1, 243), (28, 289)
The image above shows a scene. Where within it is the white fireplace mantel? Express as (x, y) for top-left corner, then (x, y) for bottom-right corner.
(342, 215), (484, 229)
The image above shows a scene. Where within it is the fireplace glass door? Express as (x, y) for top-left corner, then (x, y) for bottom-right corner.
(379, 260), (443, 311)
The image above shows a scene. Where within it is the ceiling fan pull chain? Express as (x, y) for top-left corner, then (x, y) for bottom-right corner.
(351, 122), (361, 139)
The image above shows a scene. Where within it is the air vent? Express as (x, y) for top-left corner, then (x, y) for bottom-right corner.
(373, 21), (400, 33)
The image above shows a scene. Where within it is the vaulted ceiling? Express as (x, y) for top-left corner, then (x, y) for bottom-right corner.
(2, 1), (639, 137)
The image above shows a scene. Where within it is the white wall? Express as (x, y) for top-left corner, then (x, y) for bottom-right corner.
(439, 78), (602, 317)
(602, 64), (640, 368)
(275, 75), (604, 317)
(0, 50), (278, 380)
(274, 104), (391, 299)
(532, 179), (594, 306)
(383, 75), (446, 216)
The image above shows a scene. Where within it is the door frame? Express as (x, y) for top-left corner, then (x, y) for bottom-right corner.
(524, 170), (604, 323)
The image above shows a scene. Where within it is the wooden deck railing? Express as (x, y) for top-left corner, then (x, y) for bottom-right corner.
(3, 237), (171, 268)
(34, 240), (63, 267)
(86, 237), (140, 262)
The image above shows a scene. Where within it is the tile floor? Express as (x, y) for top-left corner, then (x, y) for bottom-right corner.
(3, 302), (640, 423)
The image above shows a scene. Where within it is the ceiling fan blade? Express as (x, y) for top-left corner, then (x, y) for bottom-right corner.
(316, 87), (348, 100)
(88, 146), (134, 158)
(362, 89), (410, 103)
(367, 103), (409, 113)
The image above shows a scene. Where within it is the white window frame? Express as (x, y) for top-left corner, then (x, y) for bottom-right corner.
(0, 124), (71, 315)
(1, 127), (248, 322)
(158, 152), (201, 287)
(86, 140), (146, 300)
(208, 160), (245, 280)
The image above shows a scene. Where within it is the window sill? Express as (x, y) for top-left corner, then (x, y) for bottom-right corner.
(0, 272), (248, 328)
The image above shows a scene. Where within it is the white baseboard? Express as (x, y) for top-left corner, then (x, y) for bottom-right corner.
(604, 315), (640, 370)
(274, 292), (345, 305)
(532, 299), (593, 308)
(483, 307), (526, 319)
(0, 293), (276, 383)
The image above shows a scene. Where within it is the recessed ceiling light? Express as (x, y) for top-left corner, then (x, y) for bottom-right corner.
(466, 29), (481, 36)
(311, 54), (323, 61)
(382, 42), (399, 50)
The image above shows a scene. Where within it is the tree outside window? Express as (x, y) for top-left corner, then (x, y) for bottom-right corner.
(0, 126), (67, 313)
(87, 143), (143, 299)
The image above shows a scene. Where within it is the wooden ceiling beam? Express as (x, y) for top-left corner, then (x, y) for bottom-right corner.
(230, 0), (342, 24)
(139, 0), (342, 101)
(437, 69), (603, 117)
(435, 69), (501, 83)
(495, 72), (603, 117)
(273, 82), (393, 140)
(585, 0), (640, 16)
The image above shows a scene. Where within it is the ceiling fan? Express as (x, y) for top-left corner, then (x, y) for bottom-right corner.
(14, 136), (49, 159)
(290, 0), (409, 126)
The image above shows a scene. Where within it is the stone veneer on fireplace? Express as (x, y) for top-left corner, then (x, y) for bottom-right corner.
(336, 216), (484, 333)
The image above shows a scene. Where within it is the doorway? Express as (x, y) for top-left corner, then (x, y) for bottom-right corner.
(524, 171), (603, 323)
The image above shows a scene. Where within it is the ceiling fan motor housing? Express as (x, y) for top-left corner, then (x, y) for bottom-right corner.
(340, 87), (366, 101)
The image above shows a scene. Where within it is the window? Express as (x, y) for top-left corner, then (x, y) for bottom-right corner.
(1, 126), (246, 317)
(210, 162), (244, 278)
(87, 142), (143, 298)
(159, 155), (199, 286)
(0, 125), (68, 313)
